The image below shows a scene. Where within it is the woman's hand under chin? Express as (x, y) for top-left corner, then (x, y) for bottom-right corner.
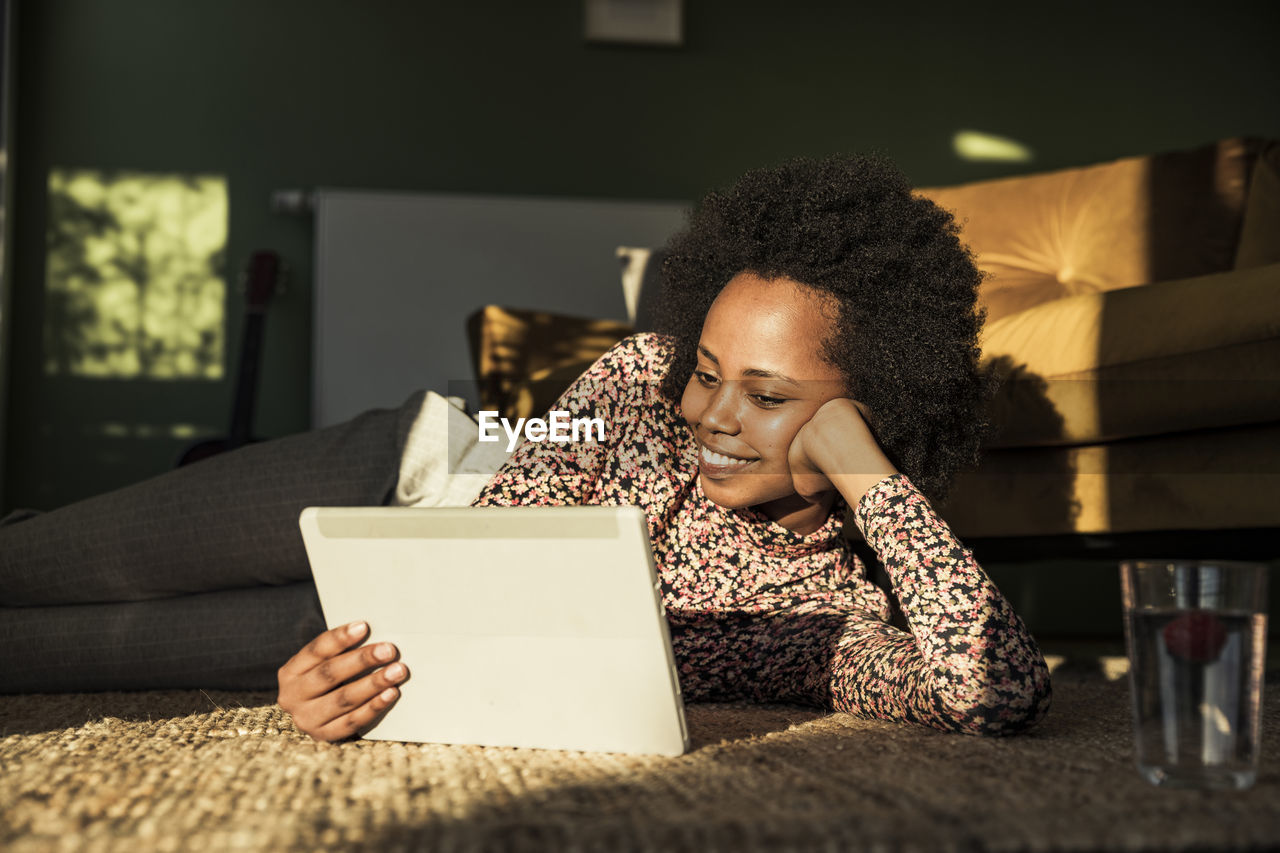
(788, 398), (899, 507)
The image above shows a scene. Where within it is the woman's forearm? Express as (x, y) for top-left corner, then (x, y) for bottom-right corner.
(838, 475), (1053, 735)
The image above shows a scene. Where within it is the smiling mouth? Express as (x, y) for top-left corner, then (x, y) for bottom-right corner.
(699, 445), (757, 473)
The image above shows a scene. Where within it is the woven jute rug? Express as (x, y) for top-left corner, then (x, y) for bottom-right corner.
(3, 662), (1278, 853)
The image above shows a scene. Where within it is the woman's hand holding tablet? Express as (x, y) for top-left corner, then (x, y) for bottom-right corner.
(277, 621), (409, 742)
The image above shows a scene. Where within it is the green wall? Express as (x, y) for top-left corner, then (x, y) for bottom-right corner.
(5, 0), (1280, 511)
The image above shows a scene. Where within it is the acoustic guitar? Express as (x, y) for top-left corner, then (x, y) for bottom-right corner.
(177, 249), (281, 466)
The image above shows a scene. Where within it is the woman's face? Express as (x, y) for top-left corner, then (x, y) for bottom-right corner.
(681, 271), (847, 532)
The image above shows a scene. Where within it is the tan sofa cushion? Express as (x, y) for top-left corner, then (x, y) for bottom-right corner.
(920, 138), (1259, 323)
(980, 262), (1280, 447)
(1235, 141), (1280, 269)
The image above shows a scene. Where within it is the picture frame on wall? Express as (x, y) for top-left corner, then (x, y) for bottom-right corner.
(584, 0), (683, 47)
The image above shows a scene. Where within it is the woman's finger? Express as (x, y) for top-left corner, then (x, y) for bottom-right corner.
(298, 642), (402, 701)
(287, 660), (408, 739)
(279, 621), (368, 681)
(313, 673), (406, 742)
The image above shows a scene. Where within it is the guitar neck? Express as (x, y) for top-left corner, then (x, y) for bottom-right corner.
(226, 250), (280, 444)
(228, 311), (266, 444)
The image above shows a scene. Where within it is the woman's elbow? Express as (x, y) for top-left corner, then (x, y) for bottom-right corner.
(935, 663), (1054, 737)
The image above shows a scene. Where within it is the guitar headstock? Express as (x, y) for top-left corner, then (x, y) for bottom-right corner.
(242, 249), (282, 314)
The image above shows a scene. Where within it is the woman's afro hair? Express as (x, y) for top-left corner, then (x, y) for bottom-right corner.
(655, 153), (995, 503)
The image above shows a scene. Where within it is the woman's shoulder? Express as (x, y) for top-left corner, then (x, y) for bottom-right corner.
(593, 332), (677, 381)
(608, 331), (677, 364)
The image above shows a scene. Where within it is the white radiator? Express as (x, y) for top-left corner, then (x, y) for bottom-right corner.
(311, 189), (687, 427)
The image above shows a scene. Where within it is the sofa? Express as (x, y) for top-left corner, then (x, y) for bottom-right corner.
(468, 138), (1280, 545)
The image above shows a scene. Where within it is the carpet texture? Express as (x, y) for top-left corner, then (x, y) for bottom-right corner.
(2, 664), (1278, 852)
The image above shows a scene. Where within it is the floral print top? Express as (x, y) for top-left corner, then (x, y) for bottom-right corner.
(474, 333), (1052, 735)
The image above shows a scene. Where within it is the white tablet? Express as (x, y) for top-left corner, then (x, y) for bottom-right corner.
(298, 505), (689, 756)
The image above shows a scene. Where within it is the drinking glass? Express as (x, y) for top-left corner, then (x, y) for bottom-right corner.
(1120, 559), (1268, 790)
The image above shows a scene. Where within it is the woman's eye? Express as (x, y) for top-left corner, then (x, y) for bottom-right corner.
(695, 371), (720, 387)
(751, 394), (786, 408)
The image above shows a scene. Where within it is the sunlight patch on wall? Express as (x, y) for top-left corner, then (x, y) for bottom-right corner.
(952, 130), (1034, 163)
(44, 169), (227, 379)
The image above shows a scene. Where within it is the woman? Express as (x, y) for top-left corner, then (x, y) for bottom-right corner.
(2, 154), (1051, 739)
(277, 155), (1051, 740)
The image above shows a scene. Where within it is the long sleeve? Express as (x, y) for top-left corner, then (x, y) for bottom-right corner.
(828, 475), (1052, 735)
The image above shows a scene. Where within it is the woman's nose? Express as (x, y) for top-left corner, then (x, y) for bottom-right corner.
(701, 384), (741, 434)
